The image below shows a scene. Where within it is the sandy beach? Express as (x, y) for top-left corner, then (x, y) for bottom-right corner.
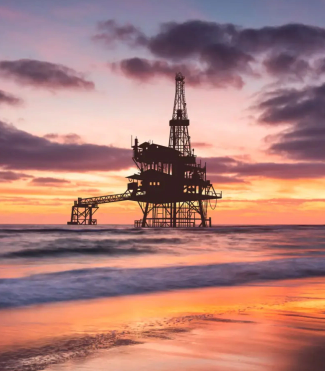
(2, 225), (325, 370)
(2, 276), (325, 370)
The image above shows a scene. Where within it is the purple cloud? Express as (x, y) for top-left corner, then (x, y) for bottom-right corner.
(0, 121), (132, 172)
(0, 59), (95, 90)
(256, 83), (325, 160)
(0, 89), (22, 106)
(202, 156), (325, 180)
(111, 58), (207, 86)
(263, 53), (310, 80)
(93, 19), (147, 47)
(30, 177), (70, 186)
(95, 20), (325, 86)
(0, 171), (32, 182)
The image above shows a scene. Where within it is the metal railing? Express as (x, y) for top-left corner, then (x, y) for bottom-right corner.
(77, 191), (132, 206)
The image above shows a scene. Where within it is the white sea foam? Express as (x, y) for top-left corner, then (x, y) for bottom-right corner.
(1, 257), (325, 308)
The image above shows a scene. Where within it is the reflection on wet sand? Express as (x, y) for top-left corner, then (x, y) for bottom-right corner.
(2, 226), (325, 370)
(1, 277), (325, 370)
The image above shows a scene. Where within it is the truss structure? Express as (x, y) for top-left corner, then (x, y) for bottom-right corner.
(68, 204), (98, 225)
(134, 201), (211, 228)
(67, 73), (222, 227)
(168, 72), (191, 156)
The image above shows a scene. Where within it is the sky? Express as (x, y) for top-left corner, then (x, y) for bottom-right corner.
(1, 0), (325, 224)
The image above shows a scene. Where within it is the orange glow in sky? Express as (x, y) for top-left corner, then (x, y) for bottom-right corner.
(1, 1), (325, 224)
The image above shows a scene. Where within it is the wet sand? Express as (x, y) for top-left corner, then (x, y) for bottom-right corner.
(2, 277), (325, 371)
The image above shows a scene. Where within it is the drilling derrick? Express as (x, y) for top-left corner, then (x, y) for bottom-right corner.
(169, 73), (191, 156)
(67, 73), (222, 227)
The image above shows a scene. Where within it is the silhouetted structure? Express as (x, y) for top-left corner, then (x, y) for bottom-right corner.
(67, 73), (222, 227)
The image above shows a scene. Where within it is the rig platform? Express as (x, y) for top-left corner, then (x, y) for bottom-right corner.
(67, 73), (222, 227)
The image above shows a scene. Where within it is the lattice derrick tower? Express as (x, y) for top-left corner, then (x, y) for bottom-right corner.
(168, 72), (191, 156)
(131, 73), (221, 228)
(67, 73), (222, 227)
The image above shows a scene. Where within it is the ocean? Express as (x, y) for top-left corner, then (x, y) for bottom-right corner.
(1, 225), (325, 370)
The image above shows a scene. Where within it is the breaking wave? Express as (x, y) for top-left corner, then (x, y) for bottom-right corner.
(1, 257), (325, 308)
(1, 237), (184, 258)
(0, 227), (144, 234)
(3, 246), (156, 258)
(0, 225), (321, 235)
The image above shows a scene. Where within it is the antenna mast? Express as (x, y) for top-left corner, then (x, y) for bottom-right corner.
(168, 72), (191, 156)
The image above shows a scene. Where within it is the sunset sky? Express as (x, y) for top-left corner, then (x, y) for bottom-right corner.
(1, 0), (325, 224)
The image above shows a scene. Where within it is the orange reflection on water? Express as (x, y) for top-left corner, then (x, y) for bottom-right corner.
(1, 277), (325, 354)
(39, 277), (325, 371)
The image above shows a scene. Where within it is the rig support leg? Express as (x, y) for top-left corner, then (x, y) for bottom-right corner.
(199, 200), (206, 227)
(172, 202), (177, 228)
(67, 205), (98, 225)
(141, 202), (149, 227)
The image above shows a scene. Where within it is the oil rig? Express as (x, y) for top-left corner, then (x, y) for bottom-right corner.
(67, 73), (222, 227)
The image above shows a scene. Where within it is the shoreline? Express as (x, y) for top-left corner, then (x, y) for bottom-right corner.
(1, 277), (325, 370)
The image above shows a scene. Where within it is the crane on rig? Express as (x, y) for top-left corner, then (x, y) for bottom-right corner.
(67, 73), (222, 227)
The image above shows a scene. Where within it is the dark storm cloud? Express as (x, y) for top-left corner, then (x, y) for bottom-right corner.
(257, 83), (325, 160)
(0, 121), (132, 172)
(0, 59), (95, 90)
(0, 89), (22, 106)
(0, 171), (32, 182)
(95, 20), (325, 85)
(30, 177), (70, 186)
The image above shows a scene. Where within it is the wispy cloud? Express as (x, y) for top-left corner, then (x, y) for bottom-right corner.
(0, 171), (32, 182)
(30, 177), (70, 186)
(0, 89), (22, 106)
(256, 83), (325, 161)
(0, 121), (132, 172)
(0, 59), (95, 90)
(95, 19), (325, 87)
